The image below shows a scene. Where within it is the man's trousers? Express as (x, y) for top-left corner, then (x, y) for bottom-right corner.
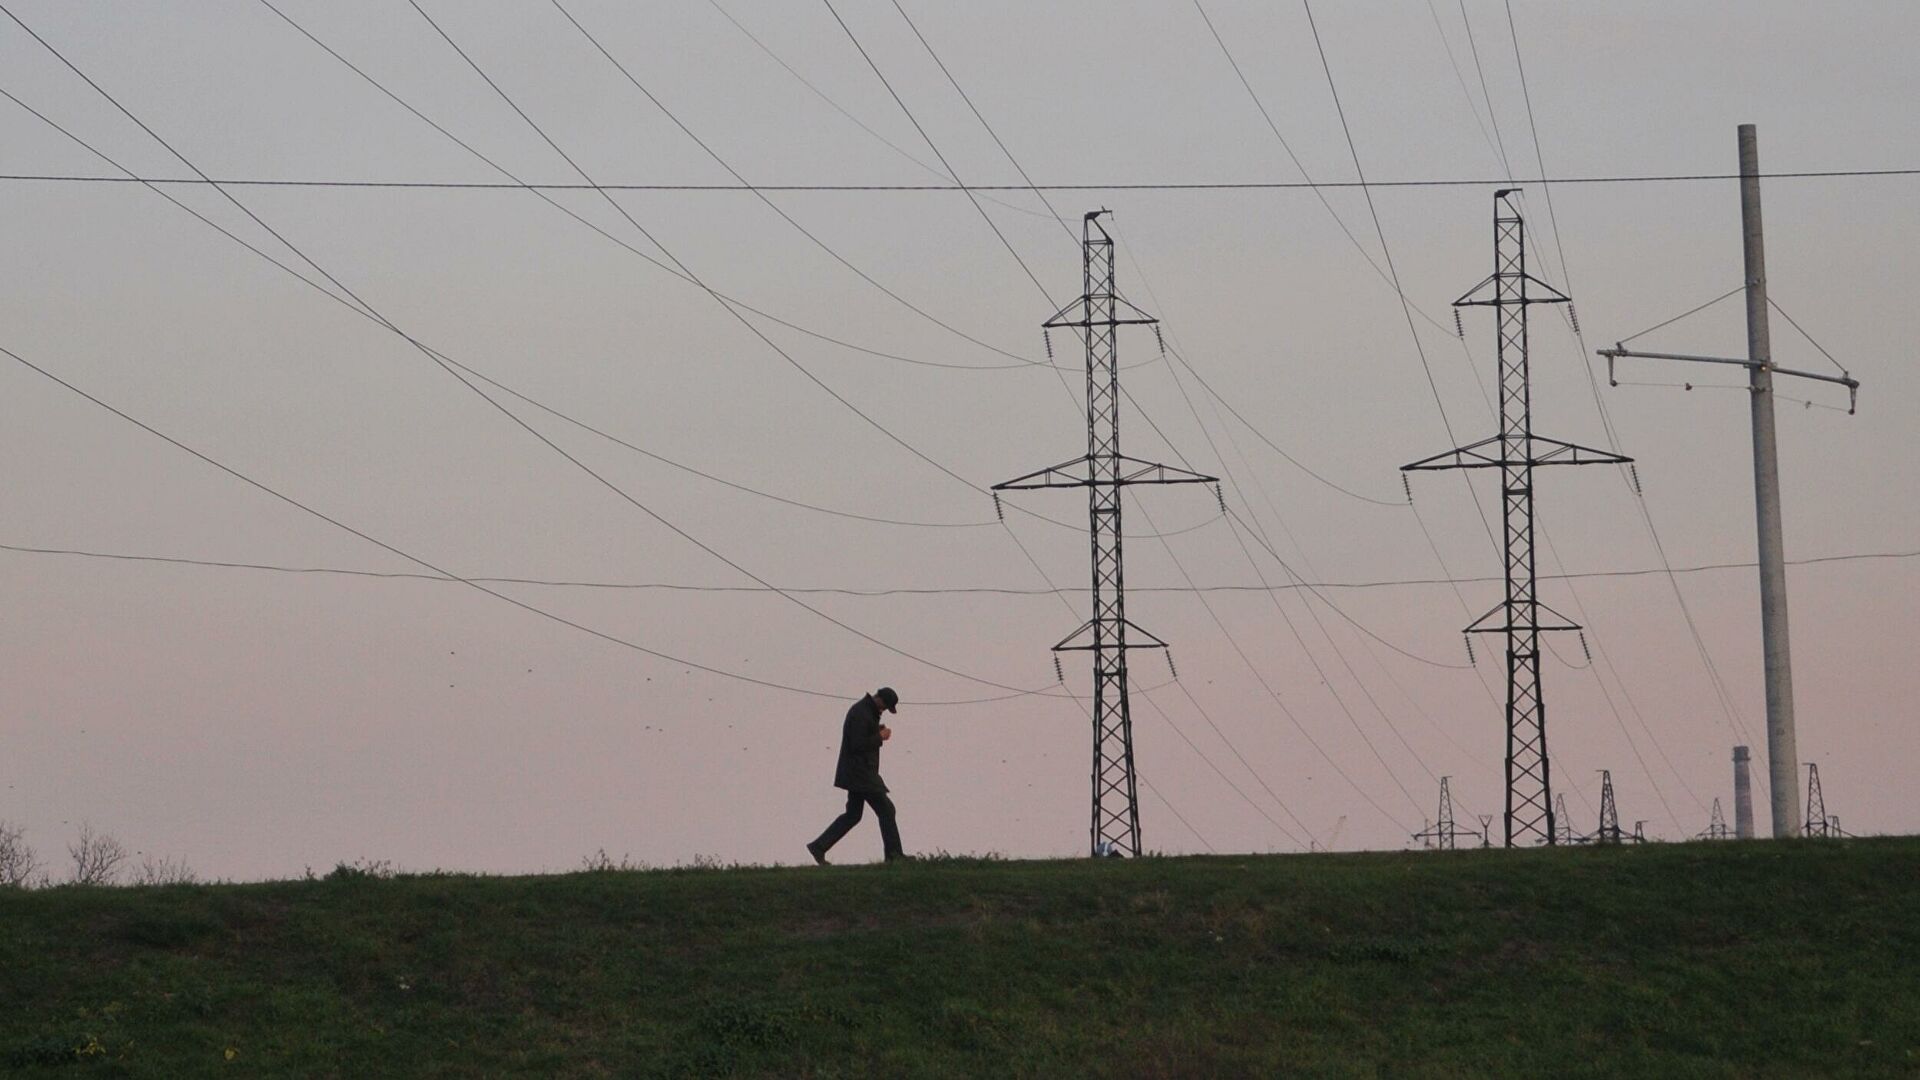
(811, 789), (903, 860)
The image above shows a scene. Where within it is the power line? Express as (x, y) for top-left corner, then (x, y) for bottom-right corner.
(1, 169), (1911, 192)
(552, 0), (1039, 369)
(1131, 679), (1310, 851)
(1298, 0), (1504, 562)
(0, 344), (1045, 707)
(0, 79), (1195, 543)
(4, 2), (1050, 699)
(1132, 314), (1453, 806)
(1424, 0), (1502, 168)
(10, 541), (1907, 594)
(248, 0), (1045, 375)
(703, 0), (1054, 222)
(1457, 0), (1515, 180)
(394, 0), (1111, 557)
(820, 0), (1057, 306)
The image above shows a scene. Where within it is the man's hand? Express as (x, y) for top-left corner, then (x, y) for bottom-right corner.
(879, 724), (893, 742)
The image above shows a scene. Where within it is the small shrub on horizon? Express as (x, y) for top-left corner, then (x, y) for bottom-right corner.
(579, 848), (649, 873)
(914, 849), (1007, 864)
(324, 858), (396, 882)
(133, 854), (198, 887)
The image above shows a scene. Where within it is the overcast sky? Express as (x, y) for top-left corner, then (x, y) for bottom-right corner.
(1, 1), (1914, 879)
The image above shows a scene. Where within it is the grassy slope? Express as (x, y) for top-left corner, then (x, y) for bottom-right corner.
(1, 837), (1915, 1078)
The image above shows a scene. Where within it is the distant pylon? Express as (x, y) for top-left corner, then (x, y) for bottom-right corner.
(1589, 769), (1643, 844)
(1802, 762), (1827, 835)
(994, 211), (1218, 858)
(1413, 776), (1481, 850)
(1404, 190), (1631, 848)
(1696, 798), (1732, 841)
(1801, 763), (1851, 837)
(1477, 815), (1494, 848)
(1553, 793), (1575, 845)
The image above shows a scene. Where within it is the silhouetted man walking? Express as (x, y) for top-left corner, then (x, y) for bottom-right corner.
(806, 687), (907, 864)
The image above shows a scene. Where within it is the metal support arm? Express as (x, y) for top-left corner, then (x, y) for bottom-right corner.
(1598, 345), (1860, 413)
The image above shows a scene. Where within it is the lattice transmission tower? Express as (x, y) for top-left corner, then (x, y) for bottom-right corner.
(1553, 793), (1576, 844)
(1588, 769), (1643, 845)
(1413, 776), (1482, 850)
(1696, 798), (1732, 841)
(1801, 763), (1851, 837)
(995, 211), (1218, 858)
(1405, 190), (1631, 848)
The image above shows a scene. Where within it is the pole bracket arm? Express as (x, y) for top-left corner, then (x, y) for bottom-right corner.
(1600, 345), (1862, 413)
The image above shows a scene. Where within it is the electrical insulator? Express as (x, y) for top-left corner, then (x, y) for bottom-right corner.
(1166, 651), (1179, 680)
(1464, 636), (1476, 665)
(1628, 464), (1642, 495)
(1043, 329), (1054, 360)
(1569, 303), (1582, 335)
(1402, 474), (1414, 505)
(1214, 484), (1227, 514)
(1053, 655), (1064, 684)
(1453, 309), (1465, 339)
(1579, 631), (1592, 663)
(1154, 325), (1167, 357)
(992, 492), (1005, 522)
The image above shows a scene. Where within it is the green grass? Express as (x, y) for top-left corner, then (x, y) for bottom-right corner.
(1, 838), (1915, 1078)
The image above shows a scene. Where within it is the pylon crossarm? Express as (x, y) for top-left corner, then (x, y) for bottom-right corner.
(1462, 600), (1581, 636)
(1402, 436), (1503, 471)
(1113, 456), (1218, 486)
(1454, 272), (1570, 308)
(993, 455), (1095, 490)
(1528, 436), (1633, 467)
(1042, 294), (1159, 329)
(1403, 435), (1629, 471)
(996, 455), (1218, 489)
(1054, 618), (1169, 652)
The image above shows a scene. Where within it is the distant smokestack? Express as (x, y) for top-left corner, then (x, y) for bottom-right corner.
(1733, 746), (1756, 839)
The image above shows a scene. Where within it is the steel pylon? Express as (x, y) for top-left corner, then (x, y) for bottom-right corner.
(1553, 793), (1576, 844)
(1696, 798), (1732, 841)
(1413, 776), (1480, 850)
(995, 211), (1217, 858)
(1588, 769), (1642, 844)
(1404, 190), (1631, 848)
(1801, 763), (1850, 837)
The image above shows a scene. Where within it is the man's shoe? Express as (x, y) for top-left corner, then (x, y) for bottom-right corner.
(805, 842), (829, 866)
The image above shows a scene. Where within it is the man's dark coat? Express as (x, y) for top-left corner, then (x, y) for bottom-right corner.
(833, 695), (887, 793)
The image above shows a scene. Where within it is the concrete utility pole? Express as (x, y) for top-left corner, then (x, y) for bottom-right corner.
(1737, 123), (1801, 840)
(1598, 125), (1860, 839)
(1732, 745), (1755, 839)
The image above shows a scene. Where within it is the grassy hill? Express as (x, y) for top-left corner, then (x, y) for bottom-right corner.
(1, 837), (1915, 1078)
